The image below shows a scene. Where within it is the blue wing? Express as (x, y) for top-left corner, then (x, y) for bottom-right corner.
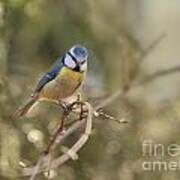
(34, 56), (65, 93)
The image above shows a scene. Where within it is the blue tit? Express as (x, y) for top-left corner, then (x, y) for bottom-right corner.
(16, 45), (88, 117)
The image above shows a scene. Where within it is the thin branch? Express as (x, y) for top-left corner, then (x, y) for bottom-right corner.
(20, 33), (180, 178)
(29, 155), (47, 180)
(92, 66), (180, 114)
(137, 65), (180, 85)
(140, 33), (166, 62)
(29, 115), (66, 180)
(21, 63), (180, 178)
(22, 102), (93, 178)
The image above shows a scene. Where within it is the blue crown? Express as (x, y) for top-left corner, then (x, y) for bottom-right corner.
(73, 46), (88, 59)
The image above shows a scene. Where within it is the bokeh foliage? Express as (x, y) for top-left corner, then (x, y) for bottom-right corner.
(1, 0), (180, 180)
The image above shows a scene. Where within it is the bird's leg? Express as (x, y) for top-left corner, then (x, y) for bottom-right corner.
(70, 104), (88, 121)
(59, 101), (72, 115)
(79, 102), (85, 120)
(77, 93), (81, 101)
(77, 93), (85, 120)
(67, 93), (81, 111)
(69, 93), (88, 120)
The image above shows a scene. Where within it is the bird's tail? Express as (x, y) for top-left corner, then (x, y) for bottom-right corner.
(14, 95), (38, 117)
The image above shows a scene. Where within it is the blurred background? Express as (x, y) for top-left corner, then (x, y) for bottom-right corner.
(1, 0), (180, 179)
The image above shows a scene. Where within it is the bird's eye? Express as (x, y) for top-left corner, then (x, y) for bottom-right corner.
(80, 60), (86, 65)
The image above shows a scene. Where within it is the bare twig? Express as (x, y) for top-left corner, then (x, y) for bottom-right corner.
(50, 104), (92, 169)
(29, 155), (47, 180)
(22, 102), (93, 178)
(48, 102), (93, 169)
(140, 33), (166, 62)
(29, 116), (66, 180)
(137, 65), (180, 85)
(95, 34), (166, 110)
(21, 62), (180, 178)
(96, 64), (180, 109)
(97, 108), (128, 123)
(21, 33), (180, 178)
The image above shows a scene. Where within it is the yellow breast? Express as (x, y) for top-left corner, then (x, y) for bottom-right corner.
(57, 67), (83, 81)
(40, 67), (85, 102)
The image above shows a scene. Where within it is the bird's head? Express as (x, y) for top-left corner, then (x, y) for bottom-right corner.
(63, 45), (88, 72)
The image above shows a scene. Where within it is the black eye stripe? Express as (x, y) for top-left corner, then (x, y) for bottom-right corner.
(80, 60), (86, 65)
(62, 55), (65, 64)
(66, 52), (86, 72)
(67, 52), (78, 64)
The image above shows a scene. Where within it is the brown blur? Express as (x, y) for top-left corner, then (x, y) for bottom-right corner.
(0, 0), (180, 180)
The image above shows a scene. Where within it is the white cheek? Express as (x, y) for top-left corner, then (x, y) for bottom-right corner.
(64, 55), (76, 68)
(80, 62), (87, 72)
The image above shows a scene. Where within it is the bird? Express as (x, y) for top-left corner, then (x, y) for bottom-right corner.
(15, 45), (88, 117)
